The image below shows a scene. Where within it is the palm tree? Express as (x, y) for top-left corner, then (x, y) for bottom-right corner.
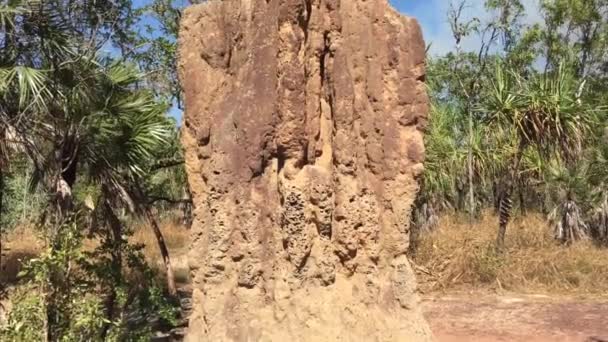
(0, 2), (53, 282)
(80, 61), (177, 296)
(0, 2), (180, 336)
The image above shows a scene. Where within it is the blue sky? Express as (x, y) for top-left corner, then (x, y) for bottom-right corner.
(391, 0), (543, 56)
(134, 0), (544, 58)
(149, 0), (543, 121)
(391, 0), (451, 54)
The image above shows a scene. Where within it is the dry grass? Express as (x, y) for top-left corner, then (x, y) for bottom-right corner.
(0, 226), (44, 284)
(130, 221), (191, 284)
(130, 221), (189, 260)
(10, 211), (604, 296)
(414, 211), (608, 297)
(1, 221), (190, 285)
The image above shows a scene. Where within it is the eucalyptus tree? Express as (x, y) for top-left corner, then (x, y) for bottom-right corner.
(539, 0), (608, 78)
(132, 0), (183, 109)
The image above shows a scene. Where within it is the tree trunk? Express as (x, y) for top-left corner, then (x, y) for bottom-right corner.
(457, 178), (465, 211)
(492, 180), (501, 214)
(100, 198), (123, 340)
(178, 1), (431, 340)
(519, 179), (526, 215)
(134, 181), (177, 296)
(183, 187), (193, 228)
(144, 205), (177, 296)
(40, 145), (78, 341)
(496, 189), (512, 249)
(496, 145), (524, 250)
(468, 108), (475, 223)
(408, 198), (423, 257)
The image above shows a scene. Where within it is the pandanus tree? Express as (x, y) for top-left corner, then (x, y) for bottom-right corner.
(410, 103), (462, 254)
(546, 160), (591, 243)
(591, 192), (608, 244)
(588, 132), (608, 244)
(418, 104), (463, 223)
(481, 64), (594, 249)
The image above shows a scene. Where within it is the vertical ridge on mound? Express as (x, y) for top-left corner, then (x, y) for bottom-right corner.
(179, 0), (431, 340)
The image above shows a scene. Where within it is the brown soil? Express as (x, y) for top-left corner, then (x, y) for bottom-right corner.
(423, 293), (608, 342)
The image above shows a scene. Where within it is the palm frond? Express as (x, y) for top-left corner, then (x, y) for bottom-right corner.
(0, 66), (51, 111)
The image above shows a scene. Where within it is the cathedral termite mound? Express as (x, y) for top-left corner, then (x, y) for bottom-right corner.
(178, 0), (431, 340)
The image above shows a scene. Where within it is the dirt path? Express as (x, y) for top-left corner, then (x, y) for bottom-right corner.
(423, 293), (608, 342)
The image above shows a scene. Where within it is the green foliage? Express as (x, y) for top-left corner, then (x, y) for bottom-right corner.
(132, 0), (183, 107)
(415, 0), (608, 246)
(422, 104), (463, 206)
(1, 218), (107, 341)
(0, 155), (46, 229)
(0, 215), (178, 341)
(0, 288), (45, 341)
(0, 0), (186, 340)
(481, 63), (594, 160)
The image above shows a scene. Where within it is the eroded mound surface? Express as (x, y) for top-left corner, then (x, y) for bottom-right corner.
(179, 0), (430, 340)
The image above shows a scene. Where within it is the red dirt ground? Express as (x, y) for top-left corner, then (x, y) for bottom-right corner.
(423, 293), (608, 342)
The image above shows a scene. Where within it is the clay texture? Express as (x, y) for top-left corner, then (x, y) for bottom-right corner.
(179, 0), (431, 340)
